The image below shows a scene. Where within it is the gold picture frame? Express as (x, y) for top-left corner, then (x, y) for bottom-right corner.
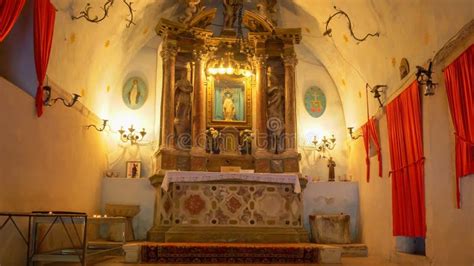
(206, 75), (252, 129)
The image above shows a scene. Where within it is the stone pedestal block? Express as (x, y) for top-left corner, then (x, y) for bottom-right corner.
(105, 204), (140, 241)
(318, 245), (342, 264)
(123, 243), (141, 263)
(309, 214), (351, 244)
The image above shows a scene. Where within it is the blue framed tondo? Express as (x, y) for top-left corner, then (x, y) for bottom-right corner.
(122, 77), (148, 110)
(304, 86), (326, 118)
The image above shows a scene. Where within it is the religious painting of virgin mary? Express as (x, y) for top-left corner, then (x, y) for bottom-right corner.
(207, 75), (252, 129)
(213, 78), (245, 122)
(122, 77), (148, 110)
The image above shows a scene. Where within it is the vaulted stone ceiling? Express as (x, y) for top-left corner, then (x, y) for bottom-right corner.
(48, 0), (473, 127)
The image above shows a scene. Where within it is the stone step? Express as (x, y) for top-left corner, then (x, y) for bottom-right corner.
(332, 243), (368, 257)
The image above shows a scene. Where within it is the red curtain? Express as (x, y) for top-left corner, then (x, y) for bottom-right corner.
(444, 44), (474, 208)
(362, 117), (382, 182)
(0, 0), (26, 42)
(387, 81), (426, 237)
(34, 0), (56, 117)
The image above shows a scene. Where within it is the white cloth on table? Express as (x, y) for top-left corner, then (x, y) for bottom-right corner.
(161, 171), (301, 193)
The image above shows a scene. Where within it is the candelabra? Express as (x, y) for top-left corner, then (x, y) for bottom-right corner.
(87, 119), (108, 132)
(118, 125), (146, 144)
(416, 61), (437, 96)
(347, 127), (362, 140)
(43, 86), (80, 107)
(367, 83), (387, 108)
(312, 135), (336, 156)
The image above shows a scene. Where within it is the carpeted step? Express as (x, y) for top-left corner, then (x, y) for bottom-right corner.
(140, 242), (320, 264)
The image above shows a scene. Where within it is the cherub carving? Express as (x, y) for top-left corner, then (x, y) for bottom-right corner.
(256, 0), (278, 25)
(223, 0), (243, 29)
(179, 0), (205, 25)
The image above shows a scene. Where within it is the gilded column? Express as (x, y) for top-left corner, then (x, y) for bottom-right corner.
(283, 54), (298, 154)
(254, 55), (269, 155)
(160, 45), (178, 150)
(191, 50), (208, 154)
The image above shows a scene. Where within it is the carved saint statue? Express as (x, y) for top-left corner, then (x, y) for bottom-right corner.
(174, 72), (193, 145)
(179, 0), (204, 24)
(256, 0), (278, 25)
(223, 0), (243, 29)
(222, 89), (236, 121)
(267, 71), (285, 154)
(327, 157), (336, 182)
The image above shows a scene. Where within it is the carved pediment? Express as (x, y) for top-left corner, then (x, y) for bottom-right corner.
(189, 8), (217, 29)
(155, 18), (186, 37)
(243, 10), (275, 33)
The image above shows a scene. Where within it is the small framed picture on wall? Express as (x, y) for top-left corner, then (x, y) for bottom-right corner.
(126, 161), (141, 178)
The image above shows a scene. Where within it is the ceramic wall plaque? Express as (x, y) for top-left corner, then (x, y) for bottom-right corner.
(304, 86), (326, 118)
(122, 77), (148, 110)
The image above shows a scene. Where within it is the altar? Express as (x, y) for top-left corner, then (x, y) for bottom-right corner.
(147, 0), (307, 244)
(148, 171), (309, 243)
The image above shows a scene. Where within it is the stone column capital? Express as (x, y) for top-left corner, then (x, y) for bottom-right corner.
(193, 49), (209, 62)
(160, 46), (178, 60)
(282, 54), (298, 67)
(252, 54), (268, 67)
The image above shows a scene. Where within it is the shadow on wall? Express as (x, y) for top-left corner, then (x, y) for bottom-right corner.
(0, 0), (37, 96)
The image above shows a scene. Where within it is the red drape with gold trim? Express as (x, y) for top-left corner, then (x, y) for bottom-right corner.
(34, 0), (56, 117)
(362, 117), (382, 182)
(0, 0), (26, 41)
(444, 44), (474, 208)
(387, 81), (426, 237)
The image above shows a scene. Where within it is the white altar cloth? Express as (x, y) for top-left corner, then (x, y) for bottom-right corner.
(161, 171), (302, 193)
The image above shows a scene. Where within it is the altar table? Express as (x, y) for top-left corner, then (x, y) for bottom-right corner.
(162, 171), (302, 193)
(148, 171), (309, 243)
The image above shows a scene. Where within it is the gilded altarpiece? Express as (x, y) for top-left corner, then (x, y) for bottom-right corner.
(149, 1), (306, 243)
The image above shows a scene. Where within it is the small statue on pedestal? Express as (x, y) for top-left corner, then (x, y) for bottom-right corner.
(327, 157), (336, 182)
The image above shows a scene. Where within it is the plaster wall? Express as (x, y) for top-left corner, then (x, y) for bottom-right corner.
(347, 39), (474, 265)
(0, 0), (36, 96)
(283, 0), (473, 127)
(105, 46), (158, 178)
(0, 77), (107, 265)
(295, 48), (348, 180)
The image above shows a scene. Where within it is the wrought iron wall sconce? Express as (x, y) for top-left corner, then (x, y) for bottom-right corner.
(312, 135), (336, 155)
(118, 125), (146, 144)
(367, 83), (387, 108)
(323, 6), (380, 44)
(72, 0), (135, 28)
(43, 86), (81, 107)
(416, 61), (437, 96)
(347, 127), (362, 140)
(87, 119), (108, 132)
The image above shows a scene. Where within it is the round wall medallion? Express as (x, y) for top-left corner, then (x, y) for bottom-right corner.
(304, 86), (326, 118)
(122, 77), (148, 110)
